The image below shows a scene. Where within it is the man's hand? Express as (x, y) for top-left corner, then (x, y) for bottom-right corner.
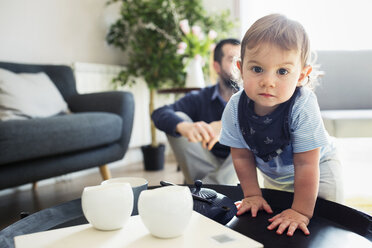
(176, 121), (221, 150)
(203, 121), (222, 150)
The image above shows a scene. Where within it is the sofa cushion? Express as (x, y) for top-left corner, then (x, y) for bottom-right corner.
(0, 112), (122, 165)
(322, 110), (372, 137)
(0, 68), (69, 120)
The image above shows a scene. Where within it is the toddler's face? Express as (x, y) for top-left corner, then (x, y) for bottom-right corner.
(239, 43), (309, 116)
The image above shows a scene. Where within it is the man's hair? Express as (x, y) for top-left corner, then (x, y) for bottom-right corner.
(240, 14), (310, 66)
(213, 38), (241, 64)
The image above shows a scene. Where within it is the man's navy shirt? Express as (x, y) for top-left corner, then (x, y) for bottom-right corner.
(151, 84), (230, 158)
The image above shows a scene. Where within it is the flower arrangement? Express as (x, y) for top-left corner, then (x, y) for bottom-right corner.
(177, 19), (218, 67)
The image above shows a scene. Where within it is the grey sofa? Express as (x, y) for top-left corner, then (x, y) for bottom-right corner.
(0, 62), (135, 190)
(315, 50), (372, 137)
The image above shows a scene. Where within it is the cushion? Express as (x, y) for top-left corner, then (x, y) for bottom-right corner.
(0, 68), (69, 120)
(321, 110), (372, 137)
(0, 112), (123, 165)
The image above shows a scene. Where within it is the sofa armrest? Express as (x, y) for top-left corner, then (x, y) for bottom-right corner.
(68, 91), (135, 149)
(68, 91), (132, 114)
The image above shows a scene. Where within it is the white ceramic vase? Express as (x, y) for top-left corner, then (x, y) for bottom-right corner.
(101, 177), (148, 215)
(185, 57), (205, 88)
(81, 183), (133, 231)
(138, 186), (193, 238)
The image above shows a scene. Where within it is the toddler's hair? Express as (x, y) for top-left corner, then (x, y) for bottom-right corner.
(241, 13), (310, 66)
(234, 13), (319, 89)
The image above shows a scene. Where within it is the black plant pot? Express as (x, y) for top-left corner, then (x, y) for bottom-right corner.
(141, 144), (165, 171)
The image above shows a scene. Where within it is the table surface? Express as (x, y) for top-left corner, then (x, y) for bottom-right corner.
(1, 185), (371, 248)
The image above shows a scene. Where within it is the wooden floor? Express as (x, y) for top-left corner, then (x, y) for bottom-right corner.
(1, 139), (372, 231)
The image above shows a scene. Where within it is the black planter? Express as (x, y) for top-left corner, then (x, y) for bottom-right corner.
(141, 144), (165, 171)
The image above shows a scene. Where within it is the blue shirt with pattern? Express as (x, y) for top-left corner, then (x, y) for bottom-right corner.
(220, 87), (337, 183)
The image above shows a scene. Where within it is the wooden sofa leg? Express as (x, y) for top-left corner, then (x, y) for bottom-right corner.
(99, 165), (111, 181)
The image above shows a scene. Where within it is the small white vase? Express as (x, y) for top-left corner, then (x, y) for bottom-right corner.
(138, 186), (193, 238)
(81, 183), (133, 231)
(101, 177), (148, 215)
(185, 57), (205, 88)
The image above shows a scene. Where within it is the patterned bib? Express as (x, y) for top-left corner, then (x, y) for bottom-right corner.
(238, 88), (300, 162)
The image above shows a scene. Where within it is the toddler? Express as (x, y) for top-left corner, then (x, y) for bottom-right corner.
(220, 14), (343, 236)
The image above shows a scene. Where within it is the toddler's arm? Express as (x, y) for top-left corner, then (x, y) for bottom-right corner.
(267, 148), (320, 236)
(231, 148), (273, 217)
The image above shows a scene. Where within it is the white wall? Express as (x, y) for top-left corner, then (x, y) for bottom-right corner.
(0, 0), (238, 65)
(239, 0), (372, 50)
(0, 0), (124, 64)
(0, 0), (237, 163)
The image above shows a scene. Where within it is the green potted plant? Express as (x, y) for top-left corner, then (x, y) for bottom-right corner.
(106, 0), (236, 170)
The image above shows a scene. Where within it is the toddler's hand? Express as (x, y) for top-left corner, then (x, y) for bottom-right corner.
(235, 195), (273, 217)
(267, 208), (310, 236)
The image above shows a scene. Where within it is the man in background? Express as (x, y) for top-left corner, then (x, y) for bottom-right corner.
(152, 38), (241, 184)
